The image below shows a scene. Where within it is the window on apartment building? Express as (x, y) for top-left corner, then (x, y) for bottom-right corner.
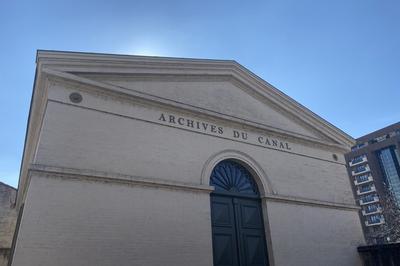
(375, 135), (388, 143)
(359, 184), (372, 193)
(355, 165), (367, 173)
(377, 147), (400, 203)
(356, 174), (370, 183)
(365, 204), (379, 213)
(351, 155), (365, 164)
(362, 194), (376, 203)
(369, 214), (382, 224)
(351, 143), (367, 151)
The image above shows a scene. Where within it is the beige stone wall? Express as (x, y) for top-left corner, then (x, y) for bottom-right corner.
(12, 174), (213, 266)
(13, 65), (364, 265)
(0, 183), (17, 247)
(35, 97), (353, 205)
(266, 200), (363, 266)
(78, 75), (323, 139)
(0, 182), (17, 266)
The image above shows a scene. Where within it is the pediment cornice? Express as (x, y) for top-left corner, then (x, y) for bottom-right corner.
(35, 50), (354, 148)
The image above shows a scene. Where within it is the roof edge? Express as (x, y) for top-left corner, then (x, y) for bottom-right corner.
(35, 50), (354, 147)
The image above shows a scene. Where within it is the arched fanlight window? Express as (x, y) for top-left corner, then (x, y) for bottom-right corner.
(210, 160), (259, 196)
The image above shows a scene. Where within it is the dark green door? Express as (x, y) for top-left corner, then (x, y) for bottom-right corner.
(210, 160), (269, 266)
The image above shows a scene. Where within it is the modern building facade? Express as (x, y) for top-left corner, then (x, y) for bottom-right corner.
(9, 51), (365, 266)
(345, 122), (400, 243)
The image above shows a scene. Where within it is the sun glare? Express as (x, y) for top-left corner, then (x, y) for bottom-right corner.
(125, 42), (174, 57)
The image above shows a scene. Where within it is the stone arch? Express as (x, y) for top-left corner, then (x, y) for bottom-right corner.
(201, 149), (276, 197)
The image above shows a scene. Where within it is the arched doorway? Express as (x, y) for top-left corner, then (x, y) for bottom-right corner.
(210, 160), (269, 266)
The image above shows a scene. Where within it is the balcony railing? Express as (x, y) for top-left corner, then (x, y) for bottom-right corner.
(359, 196), (379, 205)
(362, 206), (383, 216)
(357, 185), (377, 195)
(349, 155), (368, 167)
(352, 165), (370, 176)
(365, 217), (385, 227)
(354, 174), (373, 185)
(351, 143), (367, 151)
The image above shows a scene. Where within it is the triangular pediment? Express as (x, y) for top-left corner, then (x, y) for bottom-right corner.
(36, 50), (354, 148)
(75, 73), (327, 141)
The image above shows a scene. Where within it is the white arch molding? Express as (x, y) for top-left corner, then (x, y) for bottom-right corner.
(201, 149), (276, 197)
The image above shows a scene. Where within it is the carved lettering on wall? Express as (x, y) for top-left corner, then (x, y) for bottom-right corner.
(158, 113), (292, 151)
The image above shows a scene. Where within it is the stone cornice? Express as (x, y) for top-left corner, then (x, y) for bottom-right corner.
(28, 164), (214, 193)
(263, 194), (360, 211)
(28, 164), (359, 211)
(15, 69), (49, 208)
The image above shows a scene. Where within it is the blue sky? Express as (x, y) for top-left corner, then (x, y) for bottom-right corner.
(1, 0), (399, 187)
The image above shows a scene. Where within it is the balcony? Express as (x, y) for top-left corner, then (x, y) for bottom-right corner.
(362, 206), (383, 216)
(354, 174), (373, 185)
(352, 165), (370, 176)
(359, 195), (379, 205)
(357, 184), (377, 195)
(365, 217), (385, 227)
(351, 143), (367, 151)
(349, 155), (368, 167)
(375, 135), (388, 143)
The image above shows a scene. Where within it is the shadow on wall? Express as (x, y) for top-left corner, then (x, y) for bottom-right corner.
(0, 249), (10, 266)
(358, 243), (400, 266)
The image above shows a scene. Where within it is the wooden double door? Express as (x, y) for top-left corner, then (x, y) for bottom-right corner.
(210, 194), (269, 266)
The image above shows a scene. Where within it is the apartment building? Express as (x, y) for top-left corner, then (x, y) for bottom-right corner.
(345, 122), (400, 243)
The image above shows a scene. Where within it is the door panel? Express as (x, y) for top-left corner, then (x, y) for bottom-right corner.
(235, 198), (269, 266)
(212, 200), (234, 227)
(239, 203), (263, 229)
(211, 195), (240, 266)
(242, 233), (267, 266)
(211, 195), (269, 266)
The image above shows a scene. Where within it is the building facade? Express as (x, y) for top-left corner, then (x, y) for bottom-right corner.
(345, 122), (400, 244)
(10, 51), (364, 266)
(0, 182), (17, 266)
